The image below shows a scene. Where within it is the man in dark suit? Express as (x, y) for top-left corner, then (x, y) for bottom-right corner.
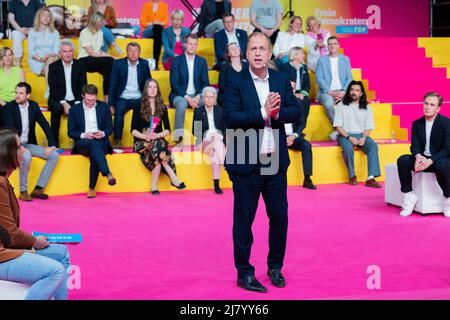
(397, 92), (450, 217)
(48, 40), (87, 148)
(108, 42), (151, 148)
(3, 82), (59, 201)
(213, 13), (248, 71)
(169, 34), (209, 143)
(68, 84), (116, 199)
(223, 32), (301, 293)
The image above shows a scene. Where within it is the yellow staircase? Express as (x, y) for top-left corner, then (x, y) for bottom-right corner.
(418, 37), (450, 78)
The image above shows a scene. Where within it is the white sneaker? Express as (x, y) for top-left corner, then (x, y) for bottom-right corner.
(400, 192), (418, 217)
(443, 198), (450, 217)
(44, 87), (50, 99)
(147, 58), (156, 71)
(329, 131), (338, 141)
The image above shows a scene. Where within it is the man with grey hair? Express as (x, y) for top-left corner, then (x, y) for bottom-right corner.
(48, 39), (87, 148)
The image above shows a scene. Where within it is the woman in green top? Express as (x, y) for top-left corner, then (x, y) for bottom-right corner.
(0, 47), (25, 107)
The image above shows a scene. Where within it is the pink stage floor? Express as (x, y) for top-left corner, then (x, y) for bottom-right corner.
(20, 183), (450, 300)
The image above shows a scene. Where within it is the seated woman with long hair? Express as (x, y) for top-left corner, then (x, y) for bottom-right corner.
(131, 79), (186, 195)
(0, 128), (70, 300)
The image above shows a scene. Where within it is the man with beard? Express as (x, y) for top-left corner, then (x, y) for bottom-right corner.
(333, 80), (381, 188)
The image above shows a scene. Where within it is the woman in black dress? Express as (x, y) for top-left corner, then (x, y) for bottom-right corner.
(131, 79), (186, 195)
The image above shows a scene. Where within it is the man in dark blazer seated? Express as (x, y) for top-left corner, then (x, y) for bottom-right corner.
(48, 40), (87, 148)
(213, 13), (248, 71)
(68, 84), (117, 199)
(3, 82), (59, 201)
(397, 92), (450, 217)
(223, 32), (301, 293)
(108, 42), (151, 148)
(169, 34), (209, 144)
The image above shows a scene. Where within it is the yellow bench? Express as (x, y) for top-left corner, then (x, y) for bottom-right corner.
(34, 102), (407, 149)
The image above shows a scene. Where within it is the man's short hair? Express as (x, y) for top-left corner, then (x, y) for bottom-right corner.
(60, 39), (75, 51)
(222, 13), (235, 20)
(82, 84), (98, 96)
(327, 35), (340, 44)
(185, 33), (199, 42)
(248, 31), (271, 49)
(16, 82), (32, 94)
(126, 42), (141, 51)
(424, 92), (443, 107)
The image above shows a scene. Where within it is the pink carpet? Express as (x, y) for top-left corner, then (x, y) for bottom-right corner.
(19, 184), (450, 300)
(340, 37), (450, 138)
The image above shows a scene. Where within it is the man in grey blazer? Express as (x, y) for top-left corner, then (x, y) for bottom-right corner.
(315, 36), (353, 140)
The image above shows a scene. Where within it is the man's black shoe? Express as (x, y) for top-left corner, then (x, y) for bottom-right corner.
(237, 276), (267, 293)
(303, 177), (317, 190)
(267, 269), (286, 288)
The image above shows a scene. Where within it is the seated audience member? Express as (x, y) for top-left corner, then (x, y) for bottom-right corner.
(285, 80), (316, 190)
(140, 0), (169, 69)
(68, 84), (117, 199)
(315, 36), (353, 140)
(0, 47), (25, 109)
(213, 13), (248, 71)
(279, 46), (310, 135)
(131, 79), (185, 195)
(3, 82), (59, 201)
(217, 42), (248, 106)
(397, 92), (450, 217)
(198, 0), (232, 37)
(78, 12), (115, 102)
(333, 81), (381, 188)
(250, 0), (283, 45)
(273, 16), (305, 67)
(27, 7), (61, 95)
(87, 0), (123, 55)
(48, 40), (87, 148)
(193, 87), (226, 194)
(109, 42), (151, 149)
(0, 129), (71, 300)
(162, 9), (191, 70)
(169, 34), (209, 143)
(7, 0), (43, 68)
(305, 15), (331, 72)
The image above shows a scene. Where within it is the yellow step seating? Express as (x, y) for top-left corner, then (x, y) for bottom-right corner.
(25, 68), (362, 107)
(8, 142), (411, 197)
(418, 37), (450, 78)
(0, 38), (217, 71)
(33, 102), (408, 149)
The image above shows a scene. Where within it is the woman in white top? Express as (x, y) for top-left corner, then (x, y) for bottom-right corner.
(28, 7), (60, 97)
(273, 15), (305, 67)
(78, 12), (114, 102)
(305, 15), (331, 72)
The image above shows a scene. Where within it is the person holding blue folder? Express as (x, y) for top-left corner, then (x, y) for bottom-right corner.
(0, 128), (71, 300)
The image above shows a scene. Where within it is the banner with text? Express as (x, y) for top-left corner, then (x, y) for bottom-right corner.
(46, 0), (429, 37)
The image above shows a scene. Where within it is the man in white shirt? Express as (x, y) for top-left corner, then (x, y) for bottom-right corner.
(169, 34), (209, 143)
(213, 13), (248, 71)
(108, 42), (151, 148)
(3, 82), (59, 201)
(333, 80), (381, 188)
(48, 40), (87, 148)
(68, 84), (116, 198)
(397, 92), (450, 217)
(223, 32), (301, 293)
(316, 36), (353, 140)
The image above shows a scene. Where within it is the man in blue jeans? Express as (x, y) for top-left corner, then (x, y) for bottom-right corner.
(333, 80), (381, 188)
(3, 82), (59, 201)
